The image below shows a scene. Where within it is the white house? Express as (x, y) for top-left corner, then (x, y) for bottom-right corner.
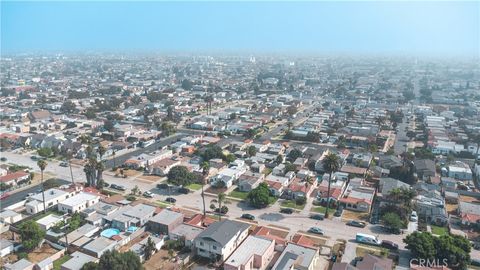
(211, 167), (246, 188)
(26, 188), (74, 214)
(0, 239), (14, 257)
(58, 193), (100, 214)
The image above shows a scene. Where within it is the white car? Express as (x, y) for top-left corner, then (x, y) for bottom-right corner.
(410, 211), (418, 222)
(143, 191), (154, 198)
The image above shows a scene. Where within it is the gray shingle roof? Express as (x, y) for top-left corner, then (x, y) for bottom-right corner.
(196, 219), (249, 246)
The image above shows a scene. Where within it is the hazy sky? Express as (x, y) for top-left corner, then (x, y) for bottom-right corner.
(1, 1), (479, 56)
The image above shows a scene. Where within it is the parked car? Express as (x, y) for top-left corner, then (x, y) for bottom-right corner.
(178, 187), (189, 194)
(334, 206), (344, 217)
(59, 162), (69, 167)
(410, 211), (418, 222)
(0, 192), (10, 200)
(0, 157), (7, 162)
(157, 183), (169, 189)
(165, 197), (176, 203)
(308, 227), (324, 235)
(310, 214), (325, 220)
(111, 184), (126, 191)
(143, 191), (154, 198)
(347, 220), (366, 228)
(241, 214), (255, 220)
(280, 208), (294, 214)
(381, 240), (399, 250)
(30, 155), (38, 160)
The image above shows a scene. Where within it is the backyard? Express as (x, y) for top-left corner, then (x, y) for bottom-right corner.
(431, 225), (448, 236)
(53, 255), (71, 270)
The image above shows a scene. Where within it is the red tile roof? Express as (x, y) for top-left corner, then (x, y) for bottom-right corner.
(0, 171), (29, 183)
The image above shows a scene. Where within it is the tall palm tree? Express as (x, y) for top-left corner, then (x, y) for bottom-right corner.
(217, 192), (226, 221)
(66, 151), (75, 186)
(323, 153), (340, 218)
(37, 159), (48, 214)
(200, 161), (210, 218)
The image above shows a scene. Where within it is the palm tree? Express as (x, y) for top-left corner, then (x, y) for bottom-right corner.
(112, 150), (116, 169)
(304, 175), (314, 190)
(37, 159), (48, 214)
(66, 150), (75, 186)
(142, 237), (157, 261)
(323, 153), (341, 218)
(200, 161), (210, 218)
(217, 192), (226, 221)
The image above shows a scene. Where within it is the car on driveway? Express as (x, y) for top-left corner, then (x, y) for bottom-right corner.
(165, 197), (176, 203)
(241, 214), (255, 220)
(334, 206), (344, 217)
(381, 240), (399, 250)
(410, 211), (418, 222)
(347, 220), (366, 228)
(280, 208), (294, 214)
(310, 214), (324, 220)
(308, 227), (324, 235)
(59, 161), (69, 167)
(143, 191), (154, 198)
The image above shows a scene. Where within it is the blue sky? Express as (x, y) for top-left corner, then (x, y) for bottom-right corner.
(1, 1), (479, 56)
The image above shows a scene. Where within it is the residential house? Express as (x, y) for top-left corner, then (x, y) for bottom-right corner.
(1, 239), (14, 257)
(61, 251), (98, 270)
(0, 171), (30, 187)
(82, 237), (118, 258)
(148, 158), (181, 176)
(224, 235), (275, 270)
(170, 223), (204, 248)
(4, 258), (34, 270)
(211, 167), (247, 188)
(110, 204), (156, 231)
(237, 172), (264, 192)
(57, 192), (100, 214)
(458, 201), (480, 227)
(414, 159), (436, 181)
(339, 186), (375, 213)
(447, 161), (473, 181)
(194, 220), (250, 261)
(415, 192), (448, 225)
(26, 188), (75, 214)
(272, 243), (318, 270)
(147, 209), (184, 235)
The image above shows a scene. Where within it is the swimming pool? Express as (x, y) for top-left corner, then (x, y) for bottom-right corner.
(101, 228), (120, 238)
(127, 226), (138, 233)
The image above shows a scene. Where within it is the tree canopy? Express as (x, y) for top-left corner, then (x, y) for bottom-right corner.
(381, 212), (403, 234)
(80, 250), (143, 270)
(167, 165), (196, 186)
(404, 232), (471, 270)
(19, 220), (45, 251)
(247, 183), (271, 208)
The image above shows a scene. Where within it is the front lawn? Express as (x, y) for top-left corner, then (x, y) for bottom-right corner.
(356, 244), (389, 257)
(311, 205), (334, 215)
(53, 255), (71, 270)
(186, 183), (202, 191)
(228, 189), (249, 200)
(281, 200), (305, 210)
(431, 225), (448, 236)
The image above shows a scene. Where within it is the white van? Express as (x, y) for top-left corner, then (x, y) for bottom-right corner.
(356, 233), (381, 246)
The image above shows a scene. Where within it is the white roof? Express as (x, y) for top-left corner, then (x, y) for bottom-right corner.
(225, 236), (273, 267)
(36, 214), (63, 226)
(30, 188), (68, 202)
(59, 192), (98, 207)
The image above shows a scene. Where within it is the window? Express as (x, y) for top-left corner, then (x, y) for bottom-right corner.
(199, 242), (204, 246)
(212, 245), (217, 250)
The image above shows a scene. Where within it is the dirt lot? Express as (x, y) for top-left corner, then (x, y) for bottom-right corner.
(342, 210), (369, 221)
(136, 175), (163, 183)
(143, 249), (179, 270)
(28, 243), (59, 263)
(446, 203), (458, 214)
(459, 195), (480, 203)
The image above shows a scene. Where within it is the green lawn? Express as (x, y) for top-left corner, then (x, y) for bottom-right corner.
(228, 189), (249, 200)
(311, 206), (335, 215)
(53, 255), (71, 270)
(268, 196), (278, 205)
(186, 183), (203, 191)
(155, 201), (173, 208)
(280, 200), (305, 210)
(431, 225), (448, 236)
